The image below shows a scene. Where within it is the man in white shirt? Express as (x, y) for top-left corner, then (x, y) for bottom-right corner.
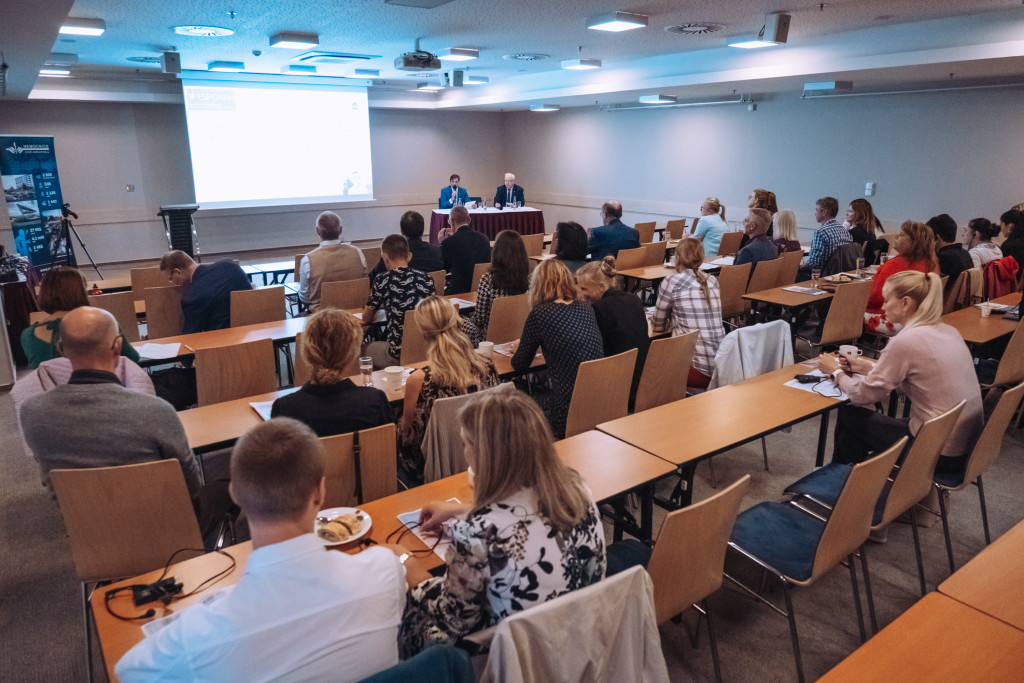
(115, 418), (407, 683)
(298, 211), (367, 311)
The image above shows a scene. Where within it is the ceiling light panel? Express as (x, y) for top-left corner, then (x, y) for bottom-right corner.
(438, 48), (479, 62)
(587, 11), (648, 32)
(59, 18), (106, 36)
(282, 65), (317, 74)
(727, 38), (779, 49)
(464, 75), (489, 85)
(561, 58), (601, 70)
(639, 94), (677, 104)
(270, 31), (320, 49)
(40, 68), (72, 76)
(530, 103), (560, 111)
(208, 61), (246, 72)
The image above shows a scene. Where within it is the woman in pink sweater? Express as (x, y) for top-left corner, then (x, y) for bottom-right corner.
(863, 221), (938, 335)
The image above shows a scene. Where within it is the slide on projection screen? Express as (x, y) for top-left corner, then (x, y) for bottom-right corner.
(181, 78), (373, 209)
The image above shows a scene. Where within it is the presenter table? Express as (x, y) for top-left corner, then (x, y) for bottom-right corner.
(429, 207), (544, 244)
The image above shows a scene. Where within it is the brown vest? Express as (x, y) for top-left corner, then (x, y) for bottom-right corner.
(306, 243), (366, 310)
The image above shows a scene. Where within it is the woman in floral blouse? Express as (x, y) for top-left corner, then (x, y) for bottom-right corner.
(397, 383), (606, 657)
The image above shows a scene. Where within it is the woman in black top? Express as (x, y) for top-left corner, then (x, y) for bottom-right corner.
(845, 198), (888, 264)
(998, 208), (1024, 273)
(271, 308), (394, 436)
(552, 221), (589, 273)
(461, 230), (529, 346)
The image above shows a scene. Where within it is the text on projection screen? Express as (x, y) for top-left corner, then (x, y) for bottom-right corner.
(182, 81), (373, 209)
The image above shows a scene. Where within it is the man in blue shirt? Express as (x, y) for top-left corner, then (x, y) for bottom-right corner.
(735, 208), (780, 270)
(160, 250), (252, 333)
(588, 201), (640, 261)
(798, 196), (851, 280)
(438, 173), (469, 209)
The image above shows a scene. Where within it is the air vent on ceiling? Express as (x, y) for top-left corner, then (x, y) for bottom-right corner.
(127, 56), (161, 64)
(502, 53), (549, 62)
(295, 51), (379, 65)
(665, 23), (725, 35)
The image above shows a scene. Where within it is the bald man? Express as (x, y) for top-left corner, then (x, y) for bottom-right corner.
(734, 208), (779, 269)
(588, 201), (639, 260)
(493, 172), (525, 209)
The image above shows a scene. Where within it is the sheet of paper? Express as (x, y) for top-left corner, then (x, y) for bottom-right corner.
(710, 256), (735, 266)
(396, 498), (461, 561)
(699, 262), (719, 271)
(493, 342), (541, 358)
(249, 400), (274, 421)
(136, 342), (184, 360)
(783, 369), (849, 401)
(782, 286), (829, 296)
(448, 297), (476, 310)
(975, 302), (1014, 311)
(353, 309), (387, 323)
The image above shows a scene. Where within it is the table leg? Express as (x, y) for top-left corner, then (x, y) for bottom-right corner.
(816, 410), (831, 467)
(639, 485), (653, 541)
(612, 498), (625, 543)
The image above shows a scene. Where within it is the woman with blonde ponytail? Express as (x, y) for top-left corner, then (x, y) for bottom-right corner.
(689, 196), (729, 256)
(271, 309), (394, 436)
(400, 296), (498, 480)
(650, 238), (725, 389)
(818, 271), (983, 474)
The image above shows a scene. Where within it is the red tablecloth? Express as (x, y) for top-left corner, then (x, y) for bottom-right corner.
(429, 208), (545, 245)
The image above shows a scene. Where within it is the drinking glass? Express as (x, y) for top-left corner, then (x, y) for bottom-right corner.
(359, 356), (373, 387)
(879, 253), (889, 265)
(811, 269), (821, 288)
(855, 257), (865, 276)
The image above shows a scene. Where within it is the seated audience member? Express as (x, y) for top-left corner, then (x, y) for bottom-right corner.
(740, 188), (779, 248)
(160, 250), (252, 334)
(398, 384), (605, 657)
(297, 210), (367, 312)
(115, 418), (407, 682)
(690, 197), (729, 256)
(927, 213), (972, 286)
(439, 173), (469, 209)
(818, 271), (983, 477)
(651, 238), (725, 389)
(21, 266), (139, 369)
(965, 217), (1003, 268)
(997, 208), (1024, 271)
(399, 296), (498, 481)
(511, 259), (603, 437)
(552, 221), (589, 273)
(845, 198), (888, 264)
(588, 201), (640, 261)
(271, 309), (393, 436)
(460, 230), (530, 346)
(493, 172), (525, 209)
(369, 211), (444, 281)
(440, 206), (491, 294)
(13, 355), (152, 417)
(362, 234), (435, 368)
(798, 196), (851, 280)
(772, 210), (802, 254)
(576, 257), (650, 408)
(864, 221), (938, 335)
(734, 208), (779, 269)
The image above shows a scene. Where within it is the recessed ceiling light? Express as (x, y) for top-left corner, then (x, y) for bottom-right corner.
(587, 11), (648, 32)
(438, 47), (479, 62)
(282, 65), (317, 74)
(174, 25), (235, 37)
(353, 69), (380, 78)
(464, 74), (489, 85)
(639, 94), (677, 104)
(270, 31), (319, 49)
(530, 103), (560, 112)
(561, 58), (602, 70)
(40, 68), (72, 76)
(59, 18), (106, 36)
(417, 82), (445, 91)
(208, 60), (245, 72)
(727, 38), (780, 48)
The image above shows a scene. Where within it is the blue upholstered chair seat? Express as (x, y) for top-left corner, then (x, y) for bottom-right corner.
(359, 645), (474, 683)
(932, 468), (966, 489)
(730, 502), (826, 582)
(605, 539), (653, 576)
(784, 464), (891, 526)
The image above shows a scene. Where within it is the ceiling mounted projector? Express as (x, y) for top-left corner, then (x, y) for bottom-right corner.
(395, 50), (441, 71)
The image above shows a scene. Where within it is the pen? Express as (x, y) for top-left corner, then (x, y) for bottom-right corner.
(182, 344), (194, 352)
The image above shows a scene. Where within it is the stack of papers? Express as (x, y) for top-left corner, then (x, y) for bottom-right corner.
(709, 256), (735, 266)
(782, 286), (828, 296)
(136, 342), (184, 360)
(448, 297), (476, 310)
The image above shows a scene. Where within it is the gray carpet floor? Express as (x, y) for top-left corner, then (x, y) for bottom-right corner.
(2, 374), (1022, 682)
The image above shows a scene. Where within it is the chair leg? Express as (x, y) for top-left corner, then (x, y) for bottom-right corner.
(780, 582), (805, 683)
(937, 487), (956, 574)
(846, 554), (867, 643)
(700, 599), (723, 683)
(83, 582), (95, 683)
(975, 476), (991, 545)
(908, 506), (927, 596)
(761, 437), (769, 471)
(858, 547), (878, 636)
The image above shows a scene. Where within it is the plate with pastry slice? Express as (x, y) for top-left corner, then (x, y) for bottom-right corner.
(315, 507), (371, 546)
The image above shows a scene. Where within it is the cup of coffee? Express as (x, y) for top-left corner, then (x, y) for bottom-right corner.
(477, 341), (494, 358)
(383, 366), (405, 392)
(838, 344), (862, 361)
(980, 303), (993, 318)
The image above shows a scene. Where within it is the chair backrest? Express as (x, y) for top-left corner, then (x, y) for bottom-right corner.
(361, 246), (382, 270)
(709, 319), (793, 388)
(423, 389), (496, 483)
(615, 247), (646, 271)
(648, 475), (749, 626)
(717, 231), (744, 256)
(321, 423), (398, 507)
(292, 331), (359, 387)
(665, 219), (688, 241)
(88, 291), (139, 342)
(399, 309), (428, 366)
(320, 277), (371, 311)
(635, 221), (656, 244)
(960, 382), (1024, 487)
(642, 242), (666, 266)
(520, 233), (545, 257)
(565, 348), (638, 438)
(428, 270), (446, 296)
(293, 254), (304, 281)
(942, 270), (973, 314)
(143, 285), (183, 339)
(879, 402), (965, 527)
(130, 267), (167, 301)
(991, 322), (1024, 387)
(818, 279), (872, 346)
(470, 262), (490, 293)
(810, 438), (905, 582)
(745, 257), (784, 294)
(485, 293), (531, 344)
(776, 249), (804, 287)
(195, 338), (278, 406)
(230, 286), (286, 327)
(717, 262), (753, 319)
(967, 267), (984, 303)
(634, 331), (698, 413)
(50, 460), (204, 582)
(823, 242), (863, 276)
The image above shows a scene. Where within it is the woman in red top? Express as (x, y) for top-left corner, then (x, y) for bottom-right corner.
(864, 220), (938, 335)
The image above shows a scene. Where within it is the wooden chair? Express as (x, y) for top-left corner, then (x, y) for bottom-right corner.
(320, 278), (371, 311)
(361, 246), (382, 270)
(195, 338), (278, 406)
(745, 257), (784, 294)
(130, 267), (167, 301)
(665, 219), (688, 240)
(717, 263), (752, 324)
(717, 231), (744, 256)
(428, 270), (446, 295)
(564, 348), (638, 438)
(942, 270), (973, 314)
(635, 221), (656, 244)
(979, 321), (1024, 392)
(484, 293), (531, 344)
(399, 309), (428, 366)
(776, 249), (804, 287)
(29, 311), (48, 324)
(143, 285), (183, 339)
(795, 279), (872, 357)
(293, 254), (304, 282)
(88, 291), (140, 342)
(321, 423), (398, 507)
(470, 262), (490, 293)
(50, 460), (204, 679)
(642, 242), (666, 266)
(520, 232), (545, 257)
(230, 286), (286, 327)
(614, 246), (646, 271)
(633, 331), (698, 413)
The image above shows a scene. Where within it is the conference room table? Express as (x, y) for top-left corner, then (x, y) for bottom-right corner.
(428, 207), (544, 245)
(597, 361), (846, 506)
(941, 292), (1021, 346)
(92, 430), (675, 681)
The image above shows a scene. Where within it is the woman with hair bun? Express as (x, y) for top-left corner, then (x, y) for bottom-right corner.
(689, 197), (729, 256)
(965, 218), (1002, 268)
(864, 220), (938, 335)
(271, 308), (393, 436)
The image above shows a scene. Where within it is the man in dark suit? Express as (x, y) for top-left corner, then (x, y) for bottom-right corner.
(440, 206), (491, 294)
(493, 172), (525, 209)
(438, 173), (469, 209)
(587, 201), (640, 260)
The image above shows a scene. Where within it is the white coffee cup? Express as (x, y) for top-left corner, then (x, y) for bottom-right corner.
(477, 341), (494, 358)
(838, 344), (863, 361)
(383, 366), (405, 392)
(980, 303), (993, 318)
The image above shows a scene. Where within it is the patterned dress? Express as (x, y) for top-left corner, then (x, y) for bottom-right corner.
(367, 267), (435, 359)
(398, 486), (606, 657)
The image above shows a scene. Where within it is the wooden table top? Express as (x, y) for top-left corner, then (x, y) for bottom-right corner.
(742, 284), (834, 308)
(91, 276), (132, 292)
(819, 593), (1024, 682)
(619, 265), (674, 281)
(597, 362), (842, 466)
(939, 519), (1024, 632)
(941, 292), (1020, 345)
